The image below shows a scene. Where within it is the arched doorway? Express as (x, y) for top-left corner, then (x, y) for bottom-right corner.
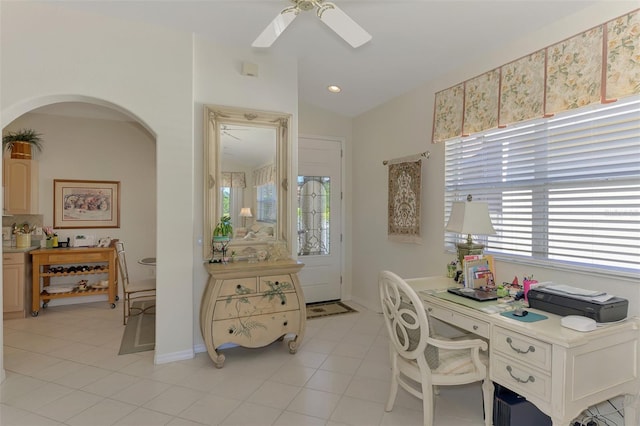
(1, 95), (157, 382)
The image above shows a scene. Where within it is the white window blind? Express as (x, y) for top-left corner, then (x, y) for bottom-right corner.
(444, 95), (640, 276)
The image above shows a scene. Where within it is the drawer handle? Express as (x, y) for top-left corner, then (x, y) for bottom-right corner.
(473, 325), (478, 331)
(427, 307), (433, 312)
(506, 365), (535, 384)
(283, 321), (288, 326)
(506, 337), (535, 354)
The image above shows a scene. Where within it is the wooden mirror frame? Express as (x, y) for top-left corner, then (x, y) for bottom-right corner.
(203, 105), (291, 259)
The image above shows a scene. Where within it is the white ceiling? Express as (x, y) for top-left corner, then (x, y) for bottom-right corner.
(52, 0), (605, 117)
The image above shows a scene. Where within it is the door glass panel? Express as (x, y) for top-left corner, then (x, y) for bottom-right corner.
(297, 176), (330, 256)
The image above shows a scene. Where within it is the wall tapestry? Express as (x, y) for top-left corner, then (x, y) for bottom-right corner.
(388, 159), (422, 243)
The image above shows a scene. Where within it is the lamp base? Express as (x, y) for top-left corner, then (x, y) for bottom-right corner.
(456, 241), (485, 266)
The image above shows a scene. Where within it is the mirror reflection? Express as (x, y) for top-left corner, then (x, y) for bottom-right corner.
(220, 124), (277, 239)
(203, 105), (290, 259)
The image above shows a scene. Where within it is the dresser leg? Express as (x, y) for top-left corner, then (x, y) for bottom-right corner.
(288, 337), (300, 354)
(213, 351), (225, 368)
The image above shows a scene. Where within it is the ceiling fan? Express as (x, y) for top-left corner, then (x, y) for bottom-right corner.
(252, 0), (372, 49)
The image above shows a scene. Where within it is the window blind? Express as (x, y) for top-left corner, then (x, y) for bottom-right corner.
(444, 95), (640, 276)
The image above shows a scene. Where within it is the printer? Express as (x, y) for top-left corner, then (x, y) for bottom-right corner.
(527, 284), (628, 323)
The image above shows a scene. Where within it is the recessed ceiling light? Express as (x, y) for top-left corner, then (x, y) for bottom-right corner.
(327, 85), (342, 93)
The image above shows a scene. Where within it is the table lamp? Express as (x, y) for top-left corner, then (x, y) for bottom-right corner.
(240, 207), (253, 227)
(446, 194), (496, 265)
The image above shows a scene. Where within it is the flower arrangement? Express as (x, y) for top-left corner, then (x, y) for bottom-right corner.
(43, 226), (56, 239)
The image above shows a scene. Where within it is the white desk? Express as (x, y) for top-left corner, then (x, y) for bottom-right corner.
(407, 276), (640, 426)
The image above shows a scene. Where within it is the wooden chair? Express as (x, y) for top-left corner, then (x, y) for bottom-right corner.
(378, 270), (493, 426)
(115, 241), (156, 325)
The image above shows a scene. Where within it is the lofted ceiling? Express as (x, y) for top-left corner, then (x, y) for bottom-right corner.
(36, 1), (610, 117)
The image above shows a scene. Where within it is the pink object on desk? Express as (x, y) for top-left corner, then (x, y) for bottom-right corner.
(523, 279), (537, 302)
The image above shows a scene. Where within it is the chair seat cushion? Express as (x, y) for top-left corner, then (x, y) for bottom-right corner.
(126, 278), (156, 292)
(432, 348), (488, 375)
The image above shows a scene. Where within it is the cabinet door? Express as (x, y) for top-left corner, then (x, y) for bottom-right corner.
(3, 263), (24, 312)
(3, 159), (38, 214)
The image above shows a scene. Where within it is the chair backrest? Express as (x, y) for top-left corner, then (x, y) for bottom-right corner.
(115, 241), (130, 288)
(379, 270), (431, 361)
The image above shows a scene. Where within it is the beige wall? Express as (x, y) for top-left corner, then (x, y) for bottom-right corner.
(350, 1), (640, 313)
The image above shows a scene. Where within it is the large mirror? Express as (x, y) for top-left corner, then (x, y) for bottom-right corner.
(203, 105), (291, 259)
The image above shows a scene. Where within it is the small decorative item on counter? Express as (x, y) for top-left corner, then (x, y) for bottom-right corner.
(43, 226), (55, 248)
(447, 260), (457, 278)
(496, 285), (509, 298)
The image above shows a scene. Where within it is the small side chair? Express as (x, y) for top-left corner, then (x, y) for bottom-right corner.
(115, 241), (156, 325)
(378, 270), (493, 426)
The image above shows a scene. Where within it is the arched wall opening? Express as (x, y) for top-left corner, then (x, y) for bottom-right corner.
(1, 94), (158, 380)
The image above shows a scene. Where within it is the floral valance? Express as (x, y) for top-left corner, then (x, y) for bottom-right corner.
(220, 172), (246, 188)
(253, 164), (275, 187)
(433, 8), (639, 142)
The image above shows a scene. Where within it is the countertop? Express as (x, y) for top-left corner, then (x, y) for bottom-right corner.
(2, 245), (38, 253)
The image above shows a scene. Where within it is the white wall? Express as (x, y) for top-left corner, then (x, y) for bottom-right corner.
(350, 1), (640, 313)
(1, 1), (195, 369)
(3, 112), (157, 298)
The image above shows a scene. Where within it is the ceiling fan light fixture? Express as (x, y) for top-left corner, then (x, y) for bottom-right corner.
(327, 85), (342, 93)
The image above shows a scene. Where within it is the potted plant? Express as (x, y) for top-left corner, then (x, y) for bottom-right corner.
(213, 214), (233, 239)
(2, 128), (43, 159)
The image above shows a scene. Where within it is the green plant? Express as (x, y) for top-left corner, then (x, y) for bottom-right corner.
(2, 128), (44, 153)
(213, 214), (233, 237)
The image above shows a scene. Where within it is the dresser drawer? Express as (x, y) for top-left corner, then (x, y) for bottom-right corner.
(213, 310), (302, 348)
(426, 304), (489, 338)
(491, 353), (552, 404)
(218, 277), (257, 296)
(213, 291), (299, 320)
(493, 326), (552, 372)
(259, 274), (295, 292)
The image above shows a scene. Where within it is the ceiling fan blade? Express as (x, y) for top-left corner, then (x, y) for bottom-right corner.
(317, 2), (371, 48)
(252, 7), (298, 48)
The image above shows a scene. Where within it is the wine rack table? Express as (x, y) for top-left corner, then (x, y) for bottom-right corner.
(31, 247), (117, 316)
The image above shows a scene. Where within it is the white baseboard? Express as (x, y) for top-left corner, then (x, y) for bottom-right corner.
(154, 348), (194, 365)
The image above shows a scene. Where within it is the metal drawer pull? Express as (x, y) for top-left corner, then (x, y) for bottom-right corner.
(506, 365), (535, 384)
(506, 337), (535, 354)
(473, 325), (478, 330)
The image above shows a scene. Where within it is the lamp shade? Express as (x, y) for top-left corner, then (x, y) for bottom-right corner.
(446, 201), (496, 235)
(240, 207), (253, 218)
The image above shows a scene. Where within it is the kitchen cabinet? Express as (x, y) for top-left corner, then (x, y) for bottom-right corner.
(3, 251), (32, 319)
(31, 247), (117, 316)
(3, 158), (39, 214)
(201, 259), (305, 368)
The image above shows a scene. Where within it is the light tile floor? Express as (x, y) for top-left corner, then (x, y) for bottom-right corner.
(2, 301), (488, 426)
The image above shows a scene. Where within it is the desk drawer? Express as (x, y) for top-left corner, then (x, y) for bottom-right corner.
(426, 304), (489, 338)
(491, 353), (552, 404)
(493, 326), (551, 372)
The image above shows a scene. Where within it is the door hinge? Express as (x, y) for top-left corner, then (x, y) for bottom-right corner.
(341, 191), (343, 200)
(340, 233), (343, 243)
(341, 149), (343, 158)
(340, 275), (342, 284)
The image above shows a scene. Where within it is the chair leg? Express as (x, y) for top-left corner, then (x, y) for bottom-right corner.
(421, 382), (434, 426)
(482, 379), (495, 426)
(385, 351), (399, 412)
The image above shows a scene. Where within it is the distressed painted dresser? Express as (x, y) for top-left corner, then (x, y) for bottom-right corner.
(201, 259), (305, 368)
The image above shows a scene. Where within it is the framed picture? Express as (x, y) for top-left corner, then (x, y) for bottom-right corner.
(54, 179), (120, 229)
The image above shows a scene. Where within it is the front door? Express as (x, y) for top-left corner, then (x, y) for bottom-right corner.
(297, 136), (342, 303)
